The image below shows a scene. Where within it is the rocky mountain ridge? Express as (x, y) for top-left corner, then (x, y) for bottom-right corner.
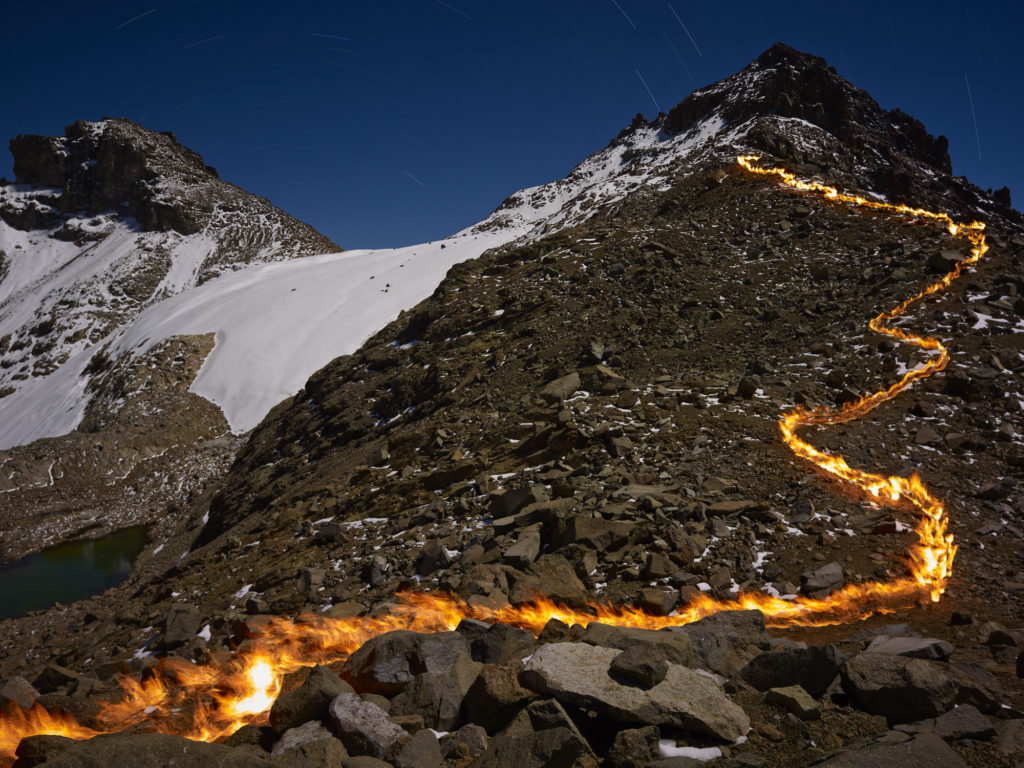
(6, 117), (340, 249)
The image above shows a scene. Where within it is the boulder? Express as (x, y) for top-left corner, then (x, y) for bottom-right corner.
(841, 653), (957, 724)
(553, 516), (632, 551)
(389, 673), (465, 732)
(462, 664), (535, 734)
(764, 685), (820, 720)
(637, 588), (676, 616)
(329, 692), (409, 759)
(390, 652), (481, 732)
(340, 630), (469, 696)
(928, 250), (961, 273)
(270, 665), (355, 733)
(814, 731), (967, 767)
(164, 604), (202, 649)
(390, 714), (425, 734)
(297, 567), (326, 597)
(801, 562), (843, 596)
(224, 724), (276, 751)
(469, 714), (597, 768)
(439, 724), (488, 761)
(675, 610), (770, 677)
(508, 555), (587, 606)
(865, 636), (954, 660)
(737, 377), (758, 399)
(605, 726), (660, 768)
(415, 540), (452, 576)
(666, 527), (707, 562)
(738, 644), (845, 698)
(995, 719), (1024, 756)
(519, 643), (749, 742)
(489, 487), (545, 519)
(581, 624), (693, 668)
(607, 436), (633, 457)
(361, 693), (392, 713)
(11, 735), (80, 767)
(540, 372), (581, 403)
(609, 646), (668, 688)
(644, 553), (676, 580)
(503, 526), (541, 568)
(270, 721), (348, 768)
(948, 662), (1002, 713)
(0, 675), (40, 709)
(31, 664), (81, 695)
(471, 623), (535, 665)
(524, 698), (585, 738)
(394, 729), (443, 768)
(933, 704), (994, 741)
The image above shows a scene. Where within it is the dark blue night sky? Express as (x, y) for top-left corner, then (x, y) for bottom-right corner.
(2, 1), (1020, 248)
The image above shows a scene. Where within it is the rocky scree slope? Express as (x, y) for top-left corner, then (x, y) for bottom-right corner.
(5, 171), (1024, 767)
(3, 43), (1024, 768)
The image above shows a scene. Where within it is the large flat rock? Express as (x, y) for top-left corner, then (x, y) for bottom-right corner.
(814, 732), (967, 767)
(14, 732), (271, 767)
(519, 642), (748, 742)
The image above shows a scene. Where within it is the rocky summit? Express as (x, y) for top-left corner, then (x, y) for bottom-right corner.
(2, 42), (1024, 768)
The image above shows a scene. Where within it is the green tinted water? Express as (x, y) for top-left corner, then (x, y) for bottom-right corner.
(0, 527), (148, 619)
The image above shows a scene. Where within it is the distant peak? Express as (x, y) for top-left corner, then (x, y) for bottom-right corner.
(8, 118), (221, 234)
(754, 42), (829, 71)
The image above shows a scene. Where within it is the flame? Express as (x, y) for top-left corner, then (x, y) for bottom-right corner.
(0, 156), (988, 761)
(0, 703), (99, 760)
(737, 153), (984, 604)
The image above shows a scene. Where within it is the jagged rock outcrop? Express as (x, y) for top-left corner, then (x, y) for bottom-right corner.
(9, 118), (337, 246)
(662, 43), (951, 175)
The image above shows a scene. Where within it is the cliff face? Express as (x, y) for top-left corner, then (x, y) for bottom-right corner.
(11, 119), (212, 234)
(10, 118), (336, 241)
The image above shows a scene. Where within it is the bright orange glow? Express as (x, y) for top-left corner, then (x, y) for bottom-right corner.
(0, 703), (99, 760)
(737, 153), (982, 605)
(0, 156), (987, 760)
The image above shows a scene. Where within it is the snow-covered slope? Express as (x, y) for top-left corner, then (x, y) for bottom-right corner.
(0, 110), (741, 449)
(0, 228), (513, 446)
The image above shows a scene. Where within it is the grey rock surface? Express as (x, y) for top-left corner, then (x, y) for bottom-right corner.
(330, 692), (410, 759)
(519, 642), (749, 742)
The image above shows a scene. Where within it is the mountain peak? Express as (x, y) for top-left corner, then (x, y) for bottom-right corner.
(10, 118), (219, 234)
(661, 42), (951, 179)
(754, 41), (828, 69)
(7, 117), (333, 243)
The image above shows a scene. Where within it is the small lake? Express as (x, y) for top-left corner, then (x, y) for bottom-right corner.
(0, 526), (149, 619)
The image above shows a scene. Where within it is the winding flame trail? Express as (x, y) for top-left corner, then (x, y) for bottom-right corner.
(0, 156), (988, 759)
